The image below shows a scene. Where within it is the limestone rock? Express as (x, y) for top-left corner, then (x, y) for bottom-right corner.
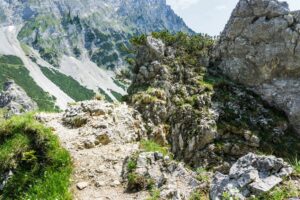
(0, 80), (37, 118)
(76, 182), (88, 190)
(129, 31), (295, 170)
(125, 152), (200, 199)
(146, 36), (165, 58)
(210, 153), (293, 200)
(59, 100), (146, 148)
(215, 0), (300, 135)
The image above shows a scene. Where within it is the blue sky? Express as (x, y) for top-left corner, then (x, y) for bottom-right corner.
(166, 0), (300, 35)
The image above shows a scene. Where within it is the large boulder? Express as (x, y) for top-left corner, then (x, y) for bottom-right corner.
(215, 0), (300, 135)
(0, 80), (37, 117)
(210, 153), (293, 200)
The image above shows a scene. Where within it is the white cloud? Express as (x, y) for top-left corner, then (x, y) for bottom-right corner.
(288, 1), (300, 11)
(215, 5), (227, 11)
(166, 0), (201, 11)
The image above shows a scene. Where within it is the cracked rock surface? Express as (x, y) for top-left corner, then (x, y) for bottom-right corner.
(210, 153), (293, 200)
(124, 152), (201, 199)
(215, 0), (300, 135)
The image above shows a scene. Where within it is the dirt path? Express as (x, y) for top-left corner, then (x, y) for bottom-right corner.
(37, 101), (149, 200)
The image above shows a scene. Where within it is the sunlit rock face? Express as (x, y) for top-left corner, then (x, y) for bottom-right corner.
(215, 0), (300, 135)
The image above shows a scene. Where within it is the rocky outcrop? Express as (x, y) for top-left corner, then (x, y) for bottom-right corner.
(39, 100), (146, 149)
(128, 32), (299, 171)
(129, 34), (220, 168)
(215, 0), (300, 135)
(0, 80), (37, 117)
(124, 152), (201, 199)
(210, 153), (293, 200)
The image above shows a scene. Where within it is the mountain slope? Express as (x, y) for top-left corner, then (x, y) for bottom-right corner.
(0, 26), (73, 110)
(0, 0), (192, 109)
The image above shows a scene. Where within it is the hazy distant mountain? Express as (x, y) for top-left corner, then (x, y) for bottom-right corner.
(0, 0), (192, 109)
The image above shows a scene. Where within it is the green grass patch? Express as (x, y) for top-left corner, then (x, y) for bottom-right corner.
(140, 140), (170, 157)
(0, 55), (58, 112)
(127, 158), (137, 172)
(146, 188), (161, 200)
(290, 156), (300, 175)
(196, 167), (210, 182)
(198, 79), (213, 91)
(0, 55), (23, 65)
(251, 182), (300, 200)
(0, 114), (72, 200)
(111, 90), (123, 102)
(39, 66), (95, 101)
(0, 109), (7, 124)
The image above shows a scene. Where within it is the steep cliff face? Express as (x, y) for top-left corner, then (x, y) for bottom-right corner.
(215, 0), (300, 135)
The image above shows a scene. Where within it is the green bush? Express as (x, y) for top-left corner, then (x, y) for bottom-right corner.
(0, 114), (72, 200)
(189, 190), (209, 200)
(130, 34), (147, 46)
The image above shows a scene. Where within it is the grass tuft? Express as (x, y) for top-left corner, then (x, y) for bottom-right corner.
(146, 188), (160, 200)
(250, 183), (300, 200)
(290, 156), (300, 175)
(140, 140), (170, 157)
(0, 114), (72, 200)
